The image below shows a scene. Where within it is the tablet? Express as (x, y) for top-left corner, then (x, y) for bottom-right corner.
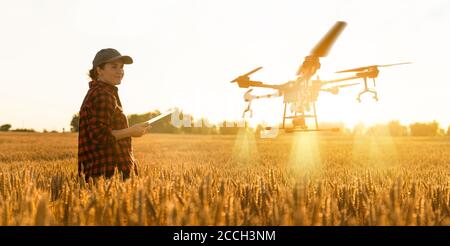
(146, 109), (174, 125)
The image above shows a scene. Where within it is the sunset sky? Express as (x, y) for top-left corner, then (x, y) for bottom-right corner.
(0, 0), (449, 131)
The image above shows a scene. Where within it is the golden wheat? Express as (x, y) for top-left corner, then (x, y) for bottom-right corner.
(0, 131), (449, 225)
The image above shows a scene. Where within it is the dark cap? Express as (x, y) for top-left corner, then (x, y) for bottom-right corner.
(92, 48), (133, 67)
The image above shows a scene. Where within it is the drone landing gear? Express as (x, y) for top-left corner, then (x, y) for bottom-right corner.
(281, 102), (340, 133)
(356, 89), (378, 102)
(242, 97), (253, 118)
(356, 77), (378, 102)
(242, 108), (253, 118)
(293, 116), (308, 129)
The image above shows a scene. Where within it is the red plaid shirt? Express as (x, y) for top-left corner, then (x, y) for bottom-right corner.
(78, 80), (137, 179)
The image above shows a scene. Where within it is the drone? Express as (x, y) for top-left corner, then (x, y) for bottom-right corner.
(230, 21), (411, 132)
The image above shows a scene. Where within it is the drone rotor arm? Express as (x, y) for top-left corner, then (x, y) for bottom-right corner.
(320, 76), (361, 85)
(320, 82), (360, 95)
(377, 62), (412, 68)
(335, 66), (374, 73)
(334, 82), (360, 88)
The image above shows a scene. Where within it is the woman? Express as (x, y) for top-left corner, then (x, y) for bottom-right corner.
(78, 48), (150, 181)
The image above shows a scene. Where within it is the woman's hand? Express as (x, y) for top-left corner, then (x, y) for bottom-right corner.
(112, 122), (152, 140)
(129, 122), (152, 137)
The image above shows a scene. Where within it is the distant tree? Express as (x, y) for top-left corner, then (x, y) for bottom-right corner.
(189, 118), (217, 135)
(219, 121), (248, 135)
(209, 125), (219, 135)
(0, 124), (12, 131)
(366, 124), (389, 136)
(387, 121), (408, 136)
(409, 121), (439, 136)
(128, 112), (155, 126)
(70, 113), (80, 132)
(12, 128), (35, 132)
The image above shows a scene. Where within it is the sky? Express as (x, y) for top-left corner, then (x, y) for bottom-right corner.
(0, 0), (449, 131)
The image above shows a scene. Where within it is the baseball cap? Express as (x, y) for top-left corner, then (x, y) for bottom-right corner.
(92, 48), (133, 67)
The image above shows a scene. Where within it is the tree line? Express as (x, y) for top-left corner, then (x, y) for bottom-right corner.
(1, 112), (449, 137)
(67, 111), (449, 136)
(68, 111), (252, 135)
(354, 120), (445, 137)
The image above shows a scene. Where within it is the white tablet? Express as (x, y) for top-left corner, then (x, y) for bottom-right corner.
(146, 109), (174, 125)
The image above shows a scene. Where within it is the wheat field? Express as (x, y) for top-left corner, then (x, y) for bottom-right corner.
(0, 131), (449, 226)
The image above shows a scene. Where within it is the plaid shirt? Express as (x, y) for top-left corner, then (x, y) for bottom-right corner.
(78, 80), (137, 179)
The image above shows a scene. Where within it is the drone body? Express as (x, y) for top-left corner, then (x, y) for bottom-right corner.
(230, 21), (410, 132)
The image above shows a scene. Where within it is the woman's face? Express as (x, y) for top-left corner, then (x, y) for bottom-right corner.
(96, 60), (125, 85)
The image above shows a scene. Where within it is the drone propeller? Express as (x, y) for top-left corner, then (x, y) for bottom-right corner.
(378, 62), (412, 68)
(231, 67), (263, 83)
(336, 62), (412, 73)
(296, 21), (347, 76)
(310, 21), (347, 57)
